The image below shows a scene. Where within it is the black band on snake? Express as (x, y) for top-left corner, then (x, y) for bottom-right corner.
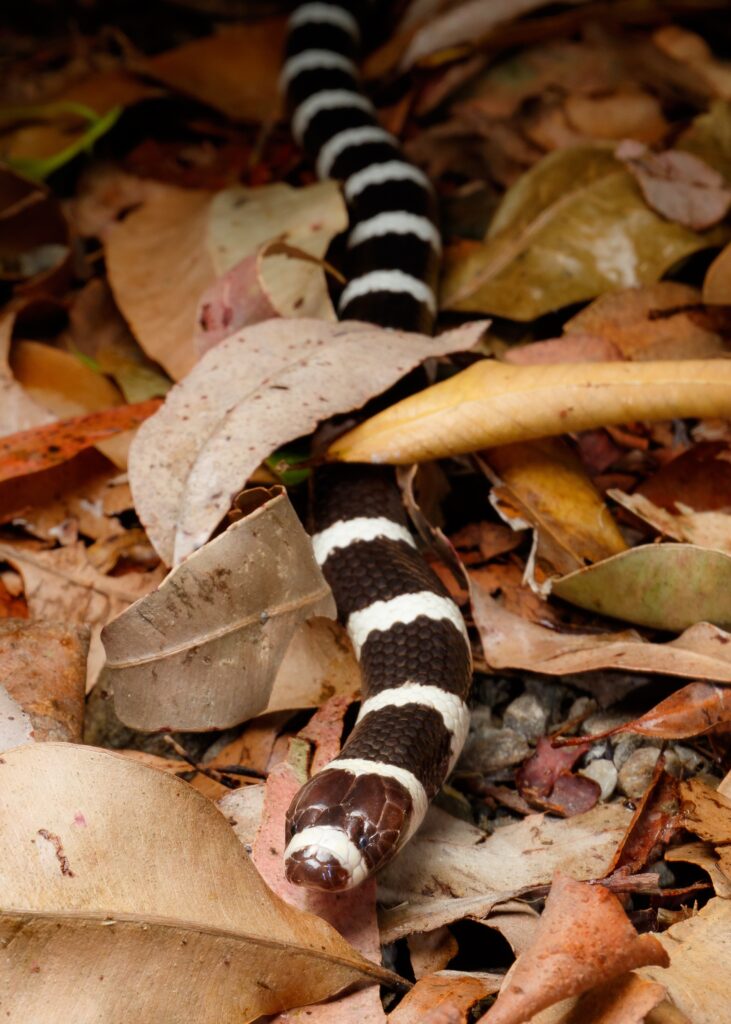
(282, 1), (473, 891)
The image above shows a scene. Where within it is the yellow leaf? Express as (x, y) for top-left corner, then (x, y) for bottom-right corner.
(482, 438), (626, 579)
(329, 359), (731, 465)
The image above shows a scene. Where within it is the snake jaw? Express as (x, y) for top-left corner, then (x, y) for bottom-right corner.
(284, 825), (369, 891)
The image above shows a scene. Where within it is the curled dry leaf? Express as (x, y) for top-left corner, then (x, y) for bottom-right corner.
(469, 578), (731, 682)
(481, 439), (626, 580)
(105, 181), (347, 380)
(387, 971), (502, 1024)
(378, 803), (631, 942)
(609, 489), (731, 554)
(103, 489), (335, 732)
(477, 874), (669, 1024)
(130, 318), (486, 566)
(266, 617), (360, 715)
(0, 620), (89, 742)
(607, 766), (679, 877)
(552, 543), (731, 632)
(616, 140), (731, 231)
(329, 358), (731, 466)
(704, 240), (731, 304)
(563, 282), (728, 361)
(440, 145), (724, 320)
(639, 897), (731, 1024)
(529, 973), (666, 1024)
(678, 777), (731, 846)
(0, 743), (399, 1024)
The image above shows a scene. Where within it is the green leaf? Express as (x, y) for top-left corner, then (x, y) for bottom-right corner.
(441, 144), (728, 320)
(552, 543), (731, 632)
(6, 105), (122, 181)
(265, 447), (311, 486)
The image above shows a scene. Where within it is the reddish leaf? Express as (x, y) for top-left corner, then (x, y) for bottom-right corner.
(516, 737), (599, 817)
(607, 761), (681, 876)
(0, 399), (161, 483)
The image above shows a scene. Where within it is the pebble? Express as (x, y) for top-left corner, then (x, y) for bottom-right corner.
(567, 696), (598, 722)
(672, 745), (706, 776)
(459, 727), (530, 774)
(579, 758), (618, 801)
(503, 693), (550, 741)
(612, 733), (645, 770)
(618, 747), (661, 799)
(582, 710), (634, 736)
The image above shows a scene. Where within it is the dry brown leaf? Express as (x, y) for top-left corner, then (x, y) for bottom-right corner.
(565, 91), (669, 144)
(609, 489), (731, 553)
(563, 283), (727, 361)
(678, 777), (731, 846)
(130, 318), (485, 566)
(407, 928), (459, 980)
(0, 314), (53, 437)
(378, 803), (631, 942)
(503, 334), (622, 365)
(666, 842), (731, 899)
(140, 21), (286, 123)
(704, 241), (731, 304)
(106, 181), (347, 380)
(0, 538), (164, 690)
(330, 359), (731, 465)
(388, 971), (502, 1024)
(0, 620), (88, 742)
(103, 489), (334, 732)
(653, 26), (731, 101)
(469, 579), (731, 681)
(0, 743), (400, 1024)
(266, 617), (360, 714)
(481, 439), (626, 580)
(478, 875), (668, 1024)
(639, 898), (731, 1024)
(616, 140), (731, 231)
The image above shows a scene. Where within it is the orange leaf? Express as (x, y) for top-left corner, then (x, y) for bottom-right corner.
(0, 399), (161, 483)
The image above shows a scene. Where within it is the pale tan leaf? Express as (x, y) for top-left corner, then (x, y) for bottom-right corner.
(639, 898), (731, 1024)
(610, 489), (731, 553)
(0, 743), (399, 1024)
(0, 539), (163, 691)
(103, 490), (335, 732)
(704, 241), (731, 304)
(106, 182), (347, 380)
(329, 359), (731, 465)
(0, 620), (88, 742)
(378, 803), (631, 942)
(469, 578), (731, 681)
(529, 974), (666, 1024)
(0, 314), (53, 438)
(407, 928), (459, 980)
(130, 318), (486, 565)
(267, 617), (360, 714)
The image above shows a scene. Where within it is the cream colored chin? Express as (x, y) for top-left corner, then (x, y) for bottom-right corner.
(284, 825), (369, 887)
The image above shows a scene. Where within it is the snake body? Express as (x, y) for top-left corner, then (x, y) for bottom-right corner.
(282, 1), (473, 890)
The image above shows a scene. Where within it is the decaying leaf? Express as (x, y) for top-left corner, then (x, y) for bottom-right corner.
(640, 898), (731, 1024)
(378, 803), (631, 941)
(0, 537), (164, 690)
(552, 544), (731, 632)
(0, 620), (89, 742)
(106, 181), (348, 380)
(478, 874), (668, 1024)
(130, 318), (485, 566)
(103, 489), (334, 732)
(330, 358), (731, 465)
(481, 439), (626, 580)
(704, 240), (731, 304)
(0, 399), (161, 483)
(0, 314), (52, 437)
(440, 145), (724, 320)
(266, 617), (360, 715)
(469, 579), (731, 681)
(0, 743), (400, 1024)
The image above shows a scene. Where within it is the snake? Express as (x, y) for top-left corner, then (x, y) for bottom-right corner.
(281, 2), (473, 890)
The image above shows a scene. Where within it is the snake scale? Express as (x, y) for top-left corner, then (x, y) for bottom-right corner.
(281, 2), (474, 890)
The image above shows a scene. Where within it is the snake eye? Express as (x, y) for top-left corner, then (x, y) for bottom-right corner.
(358, 835), (369, 850)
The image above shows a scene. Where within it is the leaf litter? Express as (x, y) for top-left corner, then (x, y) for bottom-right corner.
(2, 2), (731, 1022)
